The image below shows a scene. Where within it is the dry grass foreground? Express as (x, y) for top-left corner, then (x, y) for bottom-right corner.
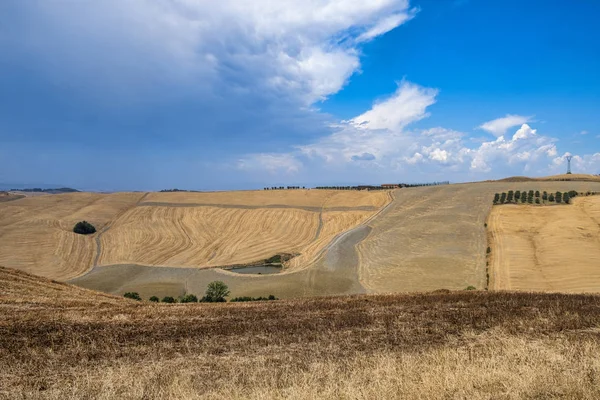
(489, 195), (600, 292)
(4, 266), (600, 399)
(357, 180), (600, 293)
(0, 190), (389, 281)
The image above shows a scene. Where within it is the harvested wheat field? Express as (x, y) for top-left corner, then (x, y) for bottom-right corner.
(0, 192), (147, 280)
(357, 180), (600, 293)
(5, 266), (600, 399)
(0, 190), (388, 286)
(489, 195), (600, 292)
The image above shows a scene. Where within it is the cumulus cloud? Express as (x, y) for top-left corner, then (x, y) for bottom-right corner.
(479, 114), (533, 137)
(239, 81), (600, 181)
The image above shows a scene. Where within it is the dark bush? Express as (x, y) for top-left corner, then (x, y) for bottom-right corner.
(465, 286), (476, 291)
(230, 295), (279, 302)
(180, 294), (198, 303)
(73, 221), (96, 235)
(124, 292), (141, 301)
(161, 296), (176, 303)
(149, 296), (159, 302)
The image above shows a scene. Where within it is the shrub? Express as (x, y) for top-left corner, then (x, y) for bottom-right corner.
(493, 193), (500, 204)
(563, 193), (570, 204)
(149, 296), (159, 302)
(542, 192), (548, 201)
(549, 193), (555, 202)
(180, 294), (198, 303)
(520, 194), (526, 203)
(486, 247), (491, 254)
(465, 286), (477, 291)
(556, 192), (563, 203)
(515, 191), (521, 200)
(205, 281), (230, 302)
(500, 193), (507, 204)
(161, 296), (176, 303)
(535, 190), (540, 198)
(124, 292), (141, 301)
(535, 198), (540, 204)
(507, 190), (514, 203)
(73, 221), (96, 235)
(230, 295), (278, 302)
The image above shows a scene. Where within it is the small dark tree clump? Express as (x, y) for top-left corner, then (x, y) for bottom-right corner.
(549, 193), (555, 202)
(556, 192), (563, 204)
(493, 193), (500, 204)
(563, 193), (570, 204)
(124, 292), (141, 301)
(180, 294), (198, 303)
(149, 296), (160, 302)
(73, 221), (96, 235)
(507, 190), (514, 203)
(162, 296), (176, 303)
(500, 193), (507, 204)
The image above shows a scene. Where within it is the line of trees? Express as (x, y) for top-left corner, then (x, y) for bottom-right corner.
(493, 190), (581, 205)
(314, 181), (450, 191)
(124, 281), (278, 304)
(264, 186), (305, 190)
(399, 181), (450, 188)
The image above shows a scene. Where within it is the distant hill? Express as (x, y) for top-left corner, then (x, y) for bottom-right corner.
(9, 187), (80, 194)
(497, 174), (600, 183)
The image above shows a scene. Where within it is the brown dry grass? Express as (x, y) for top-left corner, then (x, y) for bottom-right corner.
(489, 195), (600, 292)
(3, 266), (600, 399)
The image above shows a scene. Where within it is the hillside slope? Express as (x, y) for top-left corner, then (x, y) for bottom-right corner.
(0, 266), (124, 308)
(3, 267), (600, 399)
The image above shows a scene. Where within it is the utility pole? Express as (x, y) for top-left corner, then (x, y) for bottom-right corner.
(566, 155), (573, 175)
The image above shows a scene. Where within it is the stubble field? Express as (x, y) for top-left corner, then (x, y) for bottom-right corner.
(0, 190), (388, 286)
(357, 180), (600, 293)
(488, 194), (600, 292)
(4, 266), (600, 399)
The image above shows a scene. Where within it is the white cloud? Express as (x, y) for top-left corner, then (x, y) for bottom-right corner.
(8, 0), (415, 105)
(237, 153), (302, 174)
(349, 81), (438, 131)
(357, 10), (417, 42)
(581, 130), (589, 135)
(479, 114), (533, 137)
(239, 80), (600, 182)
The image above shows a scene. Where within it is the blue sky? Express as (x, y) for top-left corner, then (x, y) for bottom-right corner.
(1, 0), (599, 191)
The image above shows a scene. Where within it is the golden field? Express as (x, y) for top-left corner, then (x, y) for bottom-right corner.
(4, 266), (600, 399)
(0, 190), (388, 282)
(0, 192), (146, 280)
(488, 195), (600, 292)
(357, 180), (600, 293)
